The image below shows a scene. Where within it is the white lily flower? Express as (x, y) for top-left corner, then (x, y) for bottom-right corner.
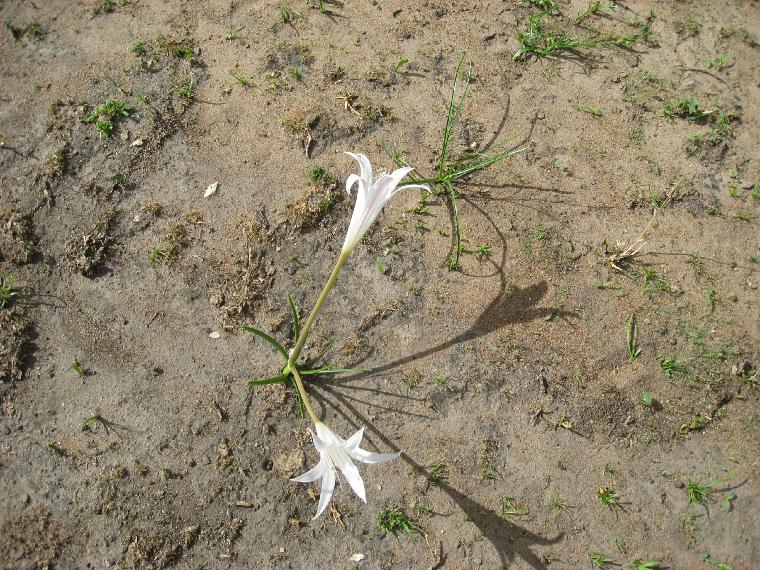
(342, 152), (429, 254)
(291, 422), (400, 519)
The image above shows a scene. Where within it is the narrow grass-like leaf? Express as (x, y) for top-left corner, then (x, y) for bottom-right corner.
(287, 293), (300, 343)
(243, 326), (288, 361)
(448, 148), (526, 182)
(439, 54), (471, 178)
(301, 365), (371, 376)
(249, 373), (289, 387)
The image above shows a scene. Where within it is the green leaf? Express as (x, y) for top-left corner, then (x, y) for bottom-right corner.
(301, 365), (371, 376)
(248, 373), (289, 387)
(243, 326), (288, 361)
(287, 293), (300, 343)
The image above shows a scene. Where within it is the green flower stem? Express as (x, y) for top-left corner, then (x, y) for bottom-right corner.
(290, 366), (320, 424)
(287, 249), (350, 423)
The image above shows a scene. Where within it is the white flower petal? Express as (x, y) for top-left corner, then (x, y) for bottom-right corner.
(341, 153), (426, 254)
(391, 183), (429, 198)
(345, 152), (372, 191)
(291, 455), (327, 483)
(346, 173), (361, 195)
(333, 448), (366, 502)
(387, 166), (414, 188)
(315, 423), (339, 445)
(314, 465), (336, 519)
(343, 427), (365, 452)
(351, 448), (401, 465)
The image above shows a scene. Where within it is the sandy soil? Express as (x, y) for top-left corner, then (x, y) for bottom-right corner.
(1, 1), (759, 568)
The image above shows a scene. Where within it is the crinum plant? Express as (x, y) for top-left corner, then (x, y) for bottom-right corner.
(247, 56), (524, 518)
(246, 152), (427, 518)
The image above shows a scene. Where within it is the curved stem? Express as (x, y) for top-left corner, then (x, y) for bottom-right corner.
(288, 250), (349, 368)
(290, 366), (320, 424)
(285, 250), (350, 425)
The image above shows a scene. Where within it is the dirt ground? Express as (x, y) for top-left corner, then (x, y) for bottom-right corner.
(1, 1), (759, 569)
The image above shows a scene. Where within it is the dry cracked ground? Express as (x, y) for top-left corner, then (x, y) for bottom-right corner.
(0, 1), (759, 569)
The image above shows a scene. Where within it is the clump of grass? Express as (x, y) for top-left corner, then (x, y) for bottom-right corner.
(513, 12), (598, 60)
(307, 166), (333, 184)
(0, 274), (19, 309)
(425, 461), (447, 487)
(576, 102), (602, 117)
(388, 54), (525, 269)
(160, 37), (195, 59)
(131, 41), (147, 55)
(660, 357), (687, 379)
(663, 97), (712, 120)
(81, 413), (104, 432)
(629, 561), (661, 570)
(230, 71), (252, 87)
(597, 487), (621, 510)
(6, 20), (46, 40)
(71, 358), (86, 378)
(513, 3), (642, 62)
(376, 507), (416, 538)
(686, 472), (736, 505)
(148, 246), (173, 264)
(574, 1), (603, 24)
(93, 0), (115, 15)
(83, 99), (134, 138)
(590, 552), (615, 569)
(498, 496), (529, 519)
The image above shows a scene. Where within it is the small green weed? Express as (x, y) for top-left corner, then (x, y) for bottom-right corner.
(575, 102), (602, 117)
(0, 274), (19, 309)
(230, 71), (252, 87)
(708, 53), (730, 71)
(498, 496), (529, 518)
(590, 552), (615, 569)
(83, 99), (134, 138)
(93, 1), (114, 15)
(178, 76), (196, 102)
(148, 246), (173, 264)
(574, 1), (603, 24)
(71, 358), (86, 378)
(394, 58), (410, 71)
(81, 413), (103, 432)
(629, 561), (661, 570)
(425, 461), (447, 487)
(660, 357), (687, 379)
(161, 38), (195, 59)
(625, 314), (642, 362)
(701, 553), (734, 570)
(376, 507), (416, 538)
(686, 472), (736, 505)
(663, 97), (712, 120)
(131, 41), (146, 55)
(597, 487), (621, 510)
(225, 25), (246, 42)
(549, 497), (570, 510)
(6, 20), (46, 40)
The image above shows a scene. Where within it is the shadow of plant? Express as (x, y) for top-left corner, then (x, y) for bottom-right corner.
(322, 387), (562, 569)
